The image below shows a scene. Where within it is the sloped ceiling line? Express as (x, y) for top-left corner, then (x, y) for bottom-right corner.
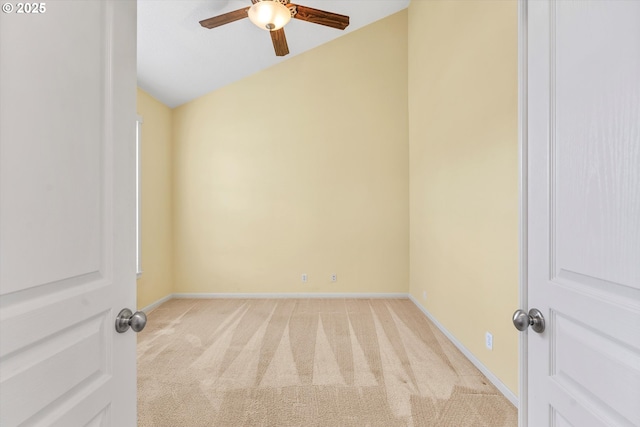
(138, 0), (410, 108)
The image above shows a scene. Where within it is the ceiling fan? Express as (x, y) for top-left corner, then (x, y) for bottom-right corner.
(199, 0), (350, 57)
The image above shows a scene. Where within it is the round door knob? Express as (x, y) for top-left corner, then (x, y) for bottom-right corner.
(512, 308), (545, 333)
(512, 309), (530, 331)
(115, 308), (147, 333)
(528, 308), (545, 333)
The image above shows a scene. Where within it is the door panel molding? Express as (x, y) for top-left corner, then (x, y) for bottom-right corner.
(548, 0), (558, 282)
(0, 313), (109, 425)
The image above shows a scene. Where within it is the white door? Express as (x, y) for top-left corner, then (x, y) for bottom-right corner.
(526, 1), (640, 426)
(0, 1), (138, 425)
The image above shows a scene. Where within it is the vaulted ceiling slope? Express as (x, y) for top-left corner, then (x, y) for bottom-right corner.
(138, 0), (410, 108)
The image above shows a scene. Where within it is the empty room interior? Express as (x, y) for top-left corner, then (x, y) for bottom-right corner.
(136, 0), (519, 425)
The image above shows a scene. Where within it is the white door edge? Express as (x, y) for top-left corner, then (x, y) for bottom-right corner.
(517, 1), (529, 426)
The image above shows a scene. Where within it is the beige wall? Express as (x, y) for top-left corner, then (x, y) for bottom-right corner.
(136, 88), (174, 309)
(171, 11), (409, 295)
(408, 0), (519, 395)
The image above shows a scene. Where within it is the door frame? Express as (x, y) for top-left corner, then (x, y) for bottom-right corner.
(517, 0), (529, 426)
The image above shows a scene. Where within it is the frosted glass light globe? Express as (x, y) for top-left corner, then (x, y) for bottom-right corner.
(248, 1), (292, 31)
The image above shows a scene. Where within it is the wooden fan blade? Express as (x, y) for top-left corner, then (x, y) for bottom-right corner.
(289, 4), (349, 30)
(199, 7), (250, 29)
(270, 28), (289, 56)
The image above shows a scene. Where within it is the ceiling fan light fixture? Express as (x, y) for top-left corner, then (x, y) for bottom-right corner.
(248, 0), (291, 31)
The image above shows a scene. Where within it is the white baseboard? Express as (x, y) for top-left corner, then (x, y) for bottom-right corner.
(171, 292), (409, 299)
(408, 295), (519, 408)
(139, 293), (173, 313)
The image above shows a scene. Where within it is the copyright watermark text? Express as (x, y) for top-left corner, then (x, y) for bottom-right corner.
(2, 3), (47, 13)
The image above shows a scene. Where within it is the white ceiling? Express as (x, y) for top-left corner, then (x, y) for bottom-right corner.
(137, 0), (410, 108)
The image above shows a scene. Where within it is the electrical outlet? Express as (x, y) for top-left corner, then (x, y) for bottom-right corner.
(485, 332), (493, 350)
(302, 274), (308, 283)
(331, 274), (337, 282)
(422, 290), (427, 301)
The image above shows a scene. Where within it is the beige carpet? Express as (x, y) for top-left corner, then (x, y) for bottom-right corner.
(137, 298), (517, 426)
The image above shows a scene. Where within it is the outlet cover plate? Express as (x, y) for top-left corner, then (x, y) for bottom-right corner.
(485, 332), (493, 350)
